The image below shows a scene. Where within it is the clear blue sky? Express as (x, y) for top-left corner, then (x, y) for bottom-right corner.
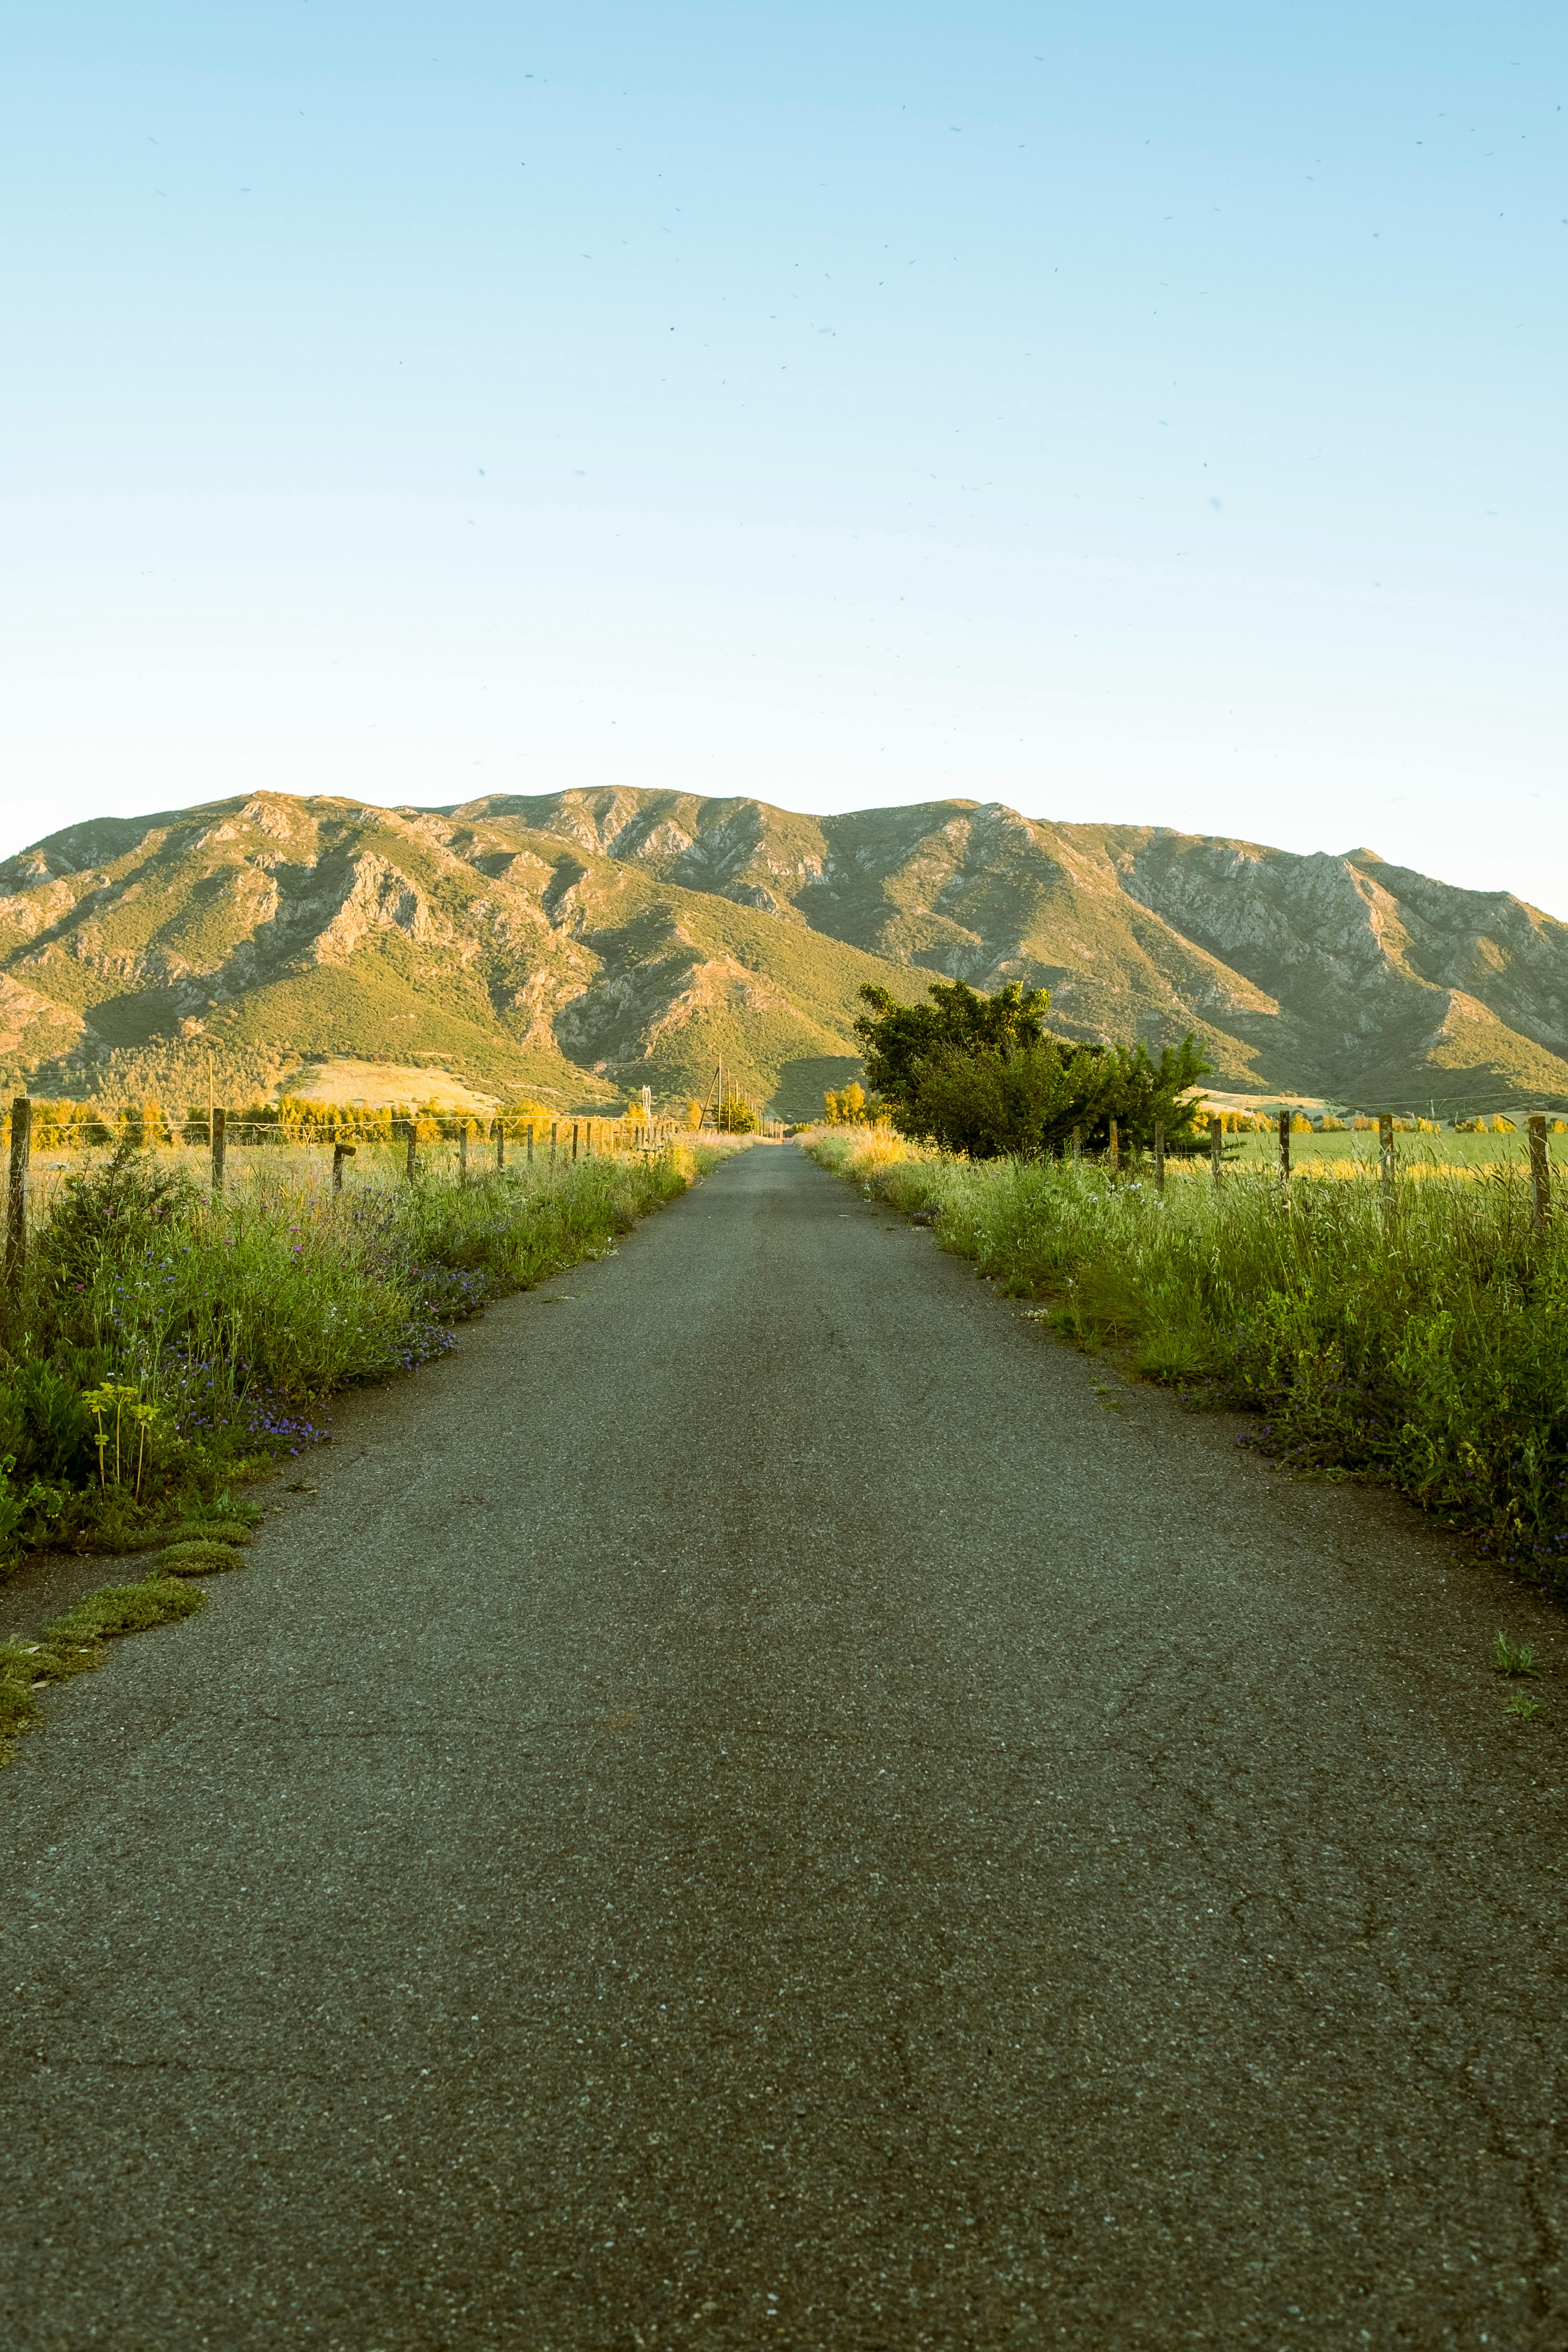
(4, 4), (1565, 911)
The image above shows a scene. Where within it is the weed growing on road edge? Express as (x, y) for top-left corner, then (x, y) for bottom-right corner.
(806, 1128), (1568, 1599)
(1, 1574), (207, 1765)
(1504, 1695), (1550, 1722)
(1493, 1633), (1542, 1678)
(159, 1539), (247, 1576)
(159, 1518), (256, 1549)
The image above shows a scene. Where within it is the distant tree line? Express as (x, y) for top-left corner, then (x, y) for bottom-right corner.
(5, 1095), (562, 1150)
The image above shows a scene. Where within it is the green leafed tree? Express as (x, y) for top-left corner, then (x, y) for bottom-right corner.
(853, 979), (1208, 1160)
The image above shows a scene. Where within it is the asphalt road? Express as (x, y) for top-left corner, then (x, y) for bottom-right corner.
(3, 1142), (1566, 2351)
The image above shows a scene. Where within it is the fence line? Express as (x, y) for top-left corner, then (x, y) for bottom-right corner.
(820, 1107), (1558, 1226)
(0, 1093), (786, 1278)
(0, 1098), (722, 1271)
(0, 1107), (688, 1153)
(0, 1106), (785, 1152)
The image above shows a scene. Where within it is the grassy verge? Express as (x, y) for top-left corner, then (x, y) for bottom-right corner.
(0, 1138), (730, 1765)
(807, 1127), (1568, 1593)
(0, 1138), (725, 1571)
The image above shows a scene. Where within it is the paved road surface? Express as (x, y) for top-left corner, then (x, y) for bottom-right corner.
(3, 1143), (1566, 2350)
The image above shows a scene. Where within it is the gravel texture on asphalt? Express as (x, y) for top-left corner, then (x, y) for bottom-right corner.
(2, 1141), (1566, 2350)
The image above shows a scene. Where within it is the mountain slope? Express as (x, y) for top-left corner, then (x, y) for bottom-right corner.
(0, 793), (929, 1117)
(0, 787), (1562, 1114)
(435, 790), (1568, 1109)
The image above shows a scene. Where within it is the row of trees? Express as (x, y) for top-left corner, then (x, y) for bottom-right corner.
(11, 1095), (568, 1149)
(852, 980), (1210, 1161)
(9, 1092), (775, 1151)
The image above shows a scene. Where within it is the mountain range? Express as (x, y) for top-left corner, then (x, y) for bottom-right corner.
(0, 787), (1563, 1119)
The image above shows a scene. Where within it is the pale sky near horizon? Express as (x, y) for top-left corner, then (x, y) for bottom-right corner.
(4, 5), (1565, 913)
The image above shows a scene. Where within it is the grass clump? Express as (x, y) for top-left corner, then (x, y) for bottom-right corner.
(159, 1540), (246, 1576)
(43, 1577), (207, 1646)
(161, 1519), (254, 1549)
(1492, 1632), (1542, 1678)
(0, 1655), (49, 1752)
(1, 1573), (208, 1764)
(808, 1127), (1568, 1594)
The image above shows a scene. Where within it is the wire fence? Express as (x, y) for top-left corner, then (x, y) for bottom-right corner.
(0, 1100), (707, 1287)
(0, 1104), (788, 1156)
(0, 1092), (789, 1280)
(0, 1106), (681, 1153)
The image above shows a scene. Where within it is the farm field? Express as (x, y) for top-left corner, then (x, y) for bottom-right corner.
(1217, 1124), (1560, 1178)
(18, 1132), (658, 1228)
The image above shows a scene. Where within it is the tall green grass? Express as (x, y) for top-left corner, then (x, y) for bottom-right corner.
(809, 1130), (1568, 1591)
(0, 1139), (715, 1567)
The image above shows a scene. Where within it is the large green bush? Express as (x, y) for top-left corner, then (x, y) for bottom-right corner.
(854, 979), (1207, 1158)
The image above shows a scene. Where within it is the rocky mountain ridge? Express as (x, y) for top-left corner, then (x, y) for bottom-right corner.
(0, 787), (1562, 1116)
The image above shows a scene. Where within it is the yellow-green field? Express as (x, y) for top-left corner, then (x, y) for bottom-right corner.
(1216, 1127), (1559, 1179)
(20, 1132), (659, 1226)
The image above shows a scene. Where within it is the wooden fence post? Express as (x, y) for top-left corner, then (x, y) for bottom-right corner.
(1529, 1114), (1551, 1234)
(332, 1143), (356, 1194)
(1107, 1118), (1119, 1173)
(1154, 1120), (1165, 1194)
(398, 1119), (416, 1184)
(550, 1121), (558, 1168)
(1209, 1114), (1222, 1182)
(211, 1105), (226, 1193)
(6, 1097), (30, 1290)
(1379, 1114), (1395, 1216)
(572, 1122), (579, 1163)
(1277, 1107), (1291, 1188)
(495, 1117), (505, 1172)
(458, 1126), (469, 1187)
(527, 1122), (535, 1166)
